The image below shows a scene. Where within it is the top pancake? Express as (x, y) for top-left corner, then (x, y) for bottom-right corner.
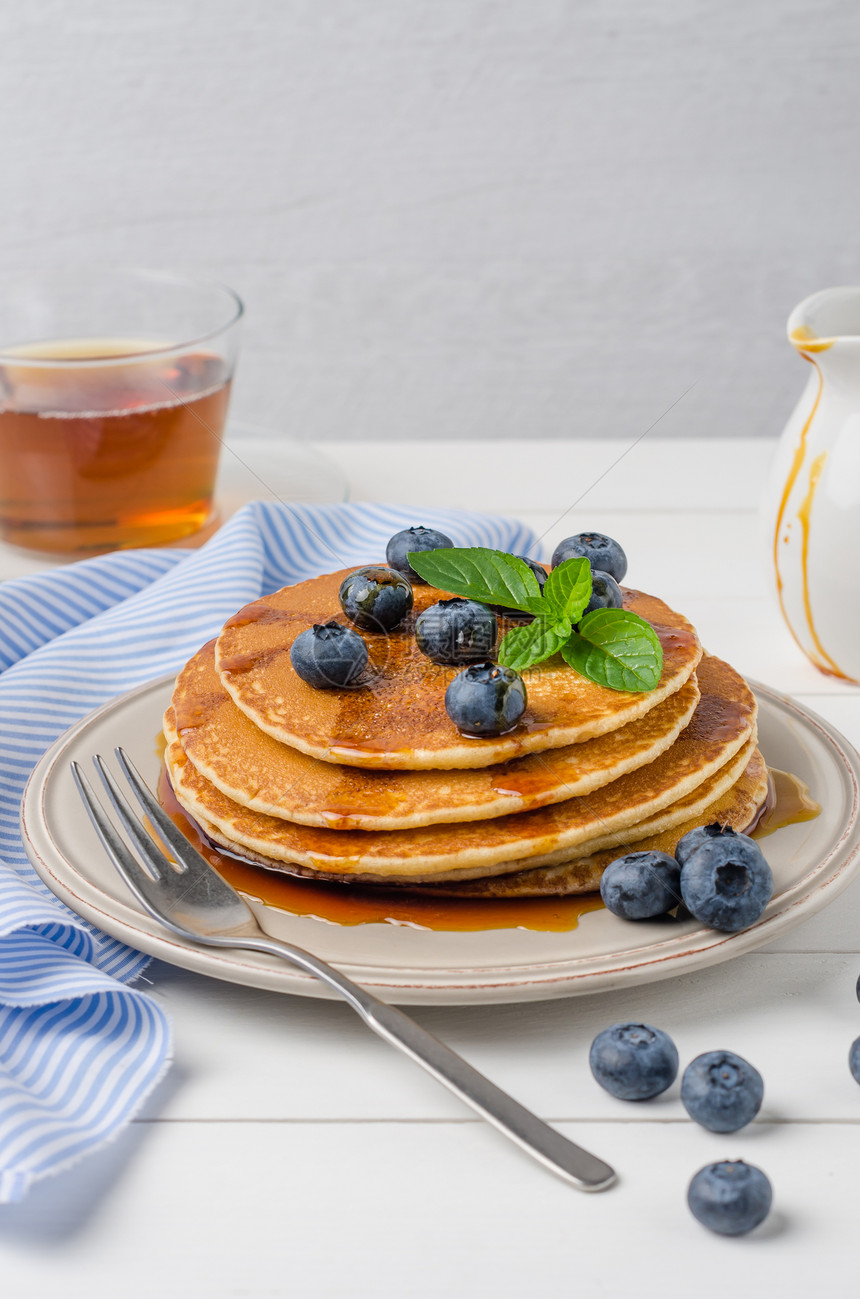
(172, 639), (700, 829)
(166, 653), (757, 881)
(214, 569), (703, 770)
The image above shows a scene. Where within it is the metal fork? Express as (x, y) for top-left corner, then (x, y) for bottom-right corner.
(72, 748), (616, 1193)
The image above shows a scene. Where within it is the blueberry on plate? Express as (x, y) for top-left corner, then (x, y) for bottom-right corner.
(681, 1050), (764, 1133)
(385, 526), (453, 584)
(849, 1037), (860, 1085)
(339, 566), (413, 632)
(416, 598), (498, 665)
(599, 850), (681, 920)
(583, 570), (624, 616)
(679, 831), (773, 932)
(551, 532), (627, 583)
(675, 822), (729, 867)
(589, 1023), (679, 1101)
(289, 621), (369, 689)
(687, 1161), (772, 1236)
(444, 662), (526, 737)
(488, 556), (548, 618)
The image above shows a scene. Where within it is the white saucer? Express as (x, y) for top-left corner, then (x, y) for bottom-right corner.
(21, 680), (860, 1005)
(215, 425), (349, 512)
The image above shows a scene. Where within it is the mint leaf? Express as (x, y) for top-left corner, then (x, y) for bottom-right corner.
(408, 547), (545, 615)
(561, 609), (663, 692)
(497, 618), (571, 672)
(542, 557), (592, 624)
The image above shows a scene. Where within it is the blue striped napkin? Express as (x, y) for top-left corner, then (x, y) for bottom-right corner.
(0, 501), (536, 1202)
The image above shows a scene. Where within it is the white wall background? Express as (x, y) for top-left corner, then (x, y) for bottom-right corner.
(3, 0), (859, 441)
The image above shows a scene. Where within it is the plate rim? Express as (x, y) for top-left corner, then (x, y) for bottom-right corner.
(20, 674), (860, 1005)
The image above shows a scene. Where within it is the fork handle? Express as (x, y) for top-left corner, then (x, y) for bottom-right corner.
(217, 932), (615, 1192)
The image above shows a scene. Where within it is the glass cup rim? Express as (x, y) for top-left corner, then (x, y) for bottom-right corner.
(0, 267), (244, 367)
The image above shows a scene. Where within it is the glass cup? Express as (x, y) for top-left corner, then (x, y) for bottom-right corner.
(0, 268), (243, 553)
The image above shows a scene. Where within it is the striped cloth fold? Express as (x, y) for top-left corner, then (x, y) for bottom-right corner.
(0, 501), (536, 1202)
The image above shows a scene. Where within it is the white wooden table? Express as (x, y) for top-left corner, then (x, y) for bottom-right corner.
(4, 437), (860, 1298)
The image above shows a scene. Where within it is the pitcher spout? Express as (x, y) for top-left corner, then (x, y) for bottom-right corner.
(788, 287), (860, 365)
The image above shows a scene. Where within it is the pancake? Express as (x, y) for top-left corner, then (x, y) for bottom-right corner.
(172, 639), (701, 829)
(214, 571), (703, 769)
(419, 748), (770, 897)
(175, 734), (759, 888)
(164, 654), (757, 881)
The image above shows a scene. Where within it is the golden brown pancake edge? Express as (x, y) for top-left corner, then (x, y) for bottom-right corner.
(163, 654), (758, 880)
(213, 573), (703, 769)
(171, 639), (702, 829)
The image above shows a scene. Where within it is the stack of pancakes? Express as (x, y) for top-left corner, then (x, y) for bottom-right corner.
(163, 568), (768, 899)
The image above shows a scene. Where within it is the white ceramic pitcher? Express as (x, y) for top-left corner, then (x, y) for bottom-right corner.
(763, 287), (860, 683)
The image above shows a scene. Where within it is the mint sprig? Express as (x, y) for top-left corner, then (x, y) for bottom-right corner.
(407, 546), (663, 691)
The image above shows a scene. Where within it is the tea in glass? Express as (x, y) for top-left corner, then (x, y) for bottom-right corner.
(0, 271), (242, 553)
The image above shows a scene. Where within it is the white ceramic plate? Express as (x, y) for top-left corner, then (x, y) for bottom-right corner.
(22, 679), (860, 1005)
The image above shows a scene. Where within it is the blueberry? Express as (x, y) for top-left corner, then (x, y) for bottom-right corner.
(681, 1051), (763, 1132)
(386, 526), (453, 584)
(444, 662), (527, 737)
(680, 833), (773, 932)
(339, 566), (413, 632)
(588, 1023), (679, 1101)
(599, 851), (681, 920)
(289, 621), (369, 689)
(675, 822), (729, 867)
(489, 556), (548, 618)
(416, 599), (498, 665)
(850, 1037), (860, 1085)
(583, 570), (624, 616)
(551, 532), (627, 583)
(687, 1161), (772, 1236)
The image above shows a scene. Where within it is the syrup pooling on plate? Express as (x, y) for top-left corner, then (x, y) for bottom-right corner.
(156, 766), (605, 933)
(752, 768), (821, 838)
(156, 751), (818, 929)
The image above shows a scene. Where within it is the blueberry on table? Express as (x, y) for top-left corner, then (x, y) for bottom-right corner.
(339, 566), (413, 632)
(589, 1023), (679, 1100)
(599, 850), (681, 920)
(386, 526), (453, 583)
(679, 833), (773, 932)
(416, 599), (498, 665)
(687, 1161), (772, 1236)
(444, 662), (526, 736)
(681, 1050), (764, 1133)
(849, 1037), (860, 1085)
(551, 532), (627, 583)
(488, 556), (548, 617)
(290, 622), (369, 689)
(583, 570), (624, 616)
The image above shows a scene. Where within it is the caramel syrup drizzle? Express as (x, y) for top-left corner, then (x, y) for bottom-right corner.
(775, 332), (851, 680)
